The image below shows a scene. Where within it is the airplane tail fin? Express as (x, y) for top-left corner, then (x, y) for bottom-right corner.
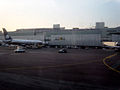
(2, 28), (12, 40)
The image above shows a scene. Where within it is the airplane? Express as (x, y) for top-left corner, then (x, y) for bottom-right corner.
(103, 41), (120, 51)
(2, 28), (45, 48)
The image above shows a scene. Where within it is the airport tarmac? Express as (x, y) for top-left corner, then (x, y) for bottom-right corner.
(0, 47), (120, 90)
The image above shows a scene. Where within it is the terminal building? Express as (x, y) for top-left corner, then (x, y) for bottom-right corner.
(0, 22), (120, 47)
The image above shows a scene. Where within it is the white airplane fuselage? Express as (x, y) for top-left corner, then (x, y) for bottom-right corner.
(12, 39), (43, 44)
(4, 39), (44, 47)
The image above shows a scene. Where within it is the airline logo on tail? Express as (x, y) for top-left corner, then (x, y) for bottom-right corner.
(2, 28), (12, 40)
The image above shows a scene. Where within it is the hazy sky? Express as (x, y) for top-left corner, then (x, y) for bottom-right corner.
(0, 0), (120, 31)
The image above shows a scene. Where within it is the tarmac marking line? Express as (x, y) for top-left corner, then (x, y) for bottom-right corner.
(0, 60), (99, 71)
(103, 53), (120, 74)
(2, 54), (119, 72)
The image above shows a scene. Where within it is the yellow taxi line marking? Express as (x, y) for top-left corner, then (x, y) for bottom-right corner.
(103, 53), (120, 74)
